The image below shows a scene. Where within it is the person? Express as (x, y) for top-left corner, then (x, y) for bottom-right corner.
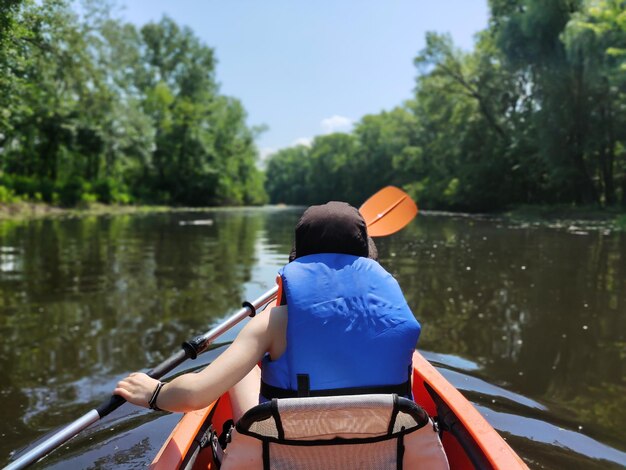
(114, 201), (421, 423)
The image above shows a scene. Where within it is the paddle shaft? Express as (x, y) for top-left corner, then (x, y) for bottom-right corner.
(366, 194), (408, 229)
(5, 286), (279, 470)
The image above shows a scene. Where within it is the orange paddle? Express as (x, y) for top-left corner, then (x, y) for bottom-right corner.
(359, 186), (418, 237)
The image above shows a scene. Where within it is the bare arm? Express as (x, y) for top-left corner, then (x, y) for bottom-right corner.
(114, 306), (285, 412)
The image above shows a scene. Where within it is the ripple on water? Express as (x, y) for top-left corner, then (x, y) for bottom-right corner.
(478, 405), (626, 468)
(423, 350), (626, 469)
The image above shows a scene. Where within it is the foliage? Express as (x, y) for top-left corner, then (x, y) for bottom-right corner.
(265, 145), (311, 204)
(92, 178), (131, 204)
(265, 0), (626, 211)
(0, 185), (16, 203)
(0, 0), (266, 207)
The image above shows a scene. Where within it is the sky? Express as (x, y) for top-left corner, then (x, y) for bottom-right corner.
(119, 1), (490, 162)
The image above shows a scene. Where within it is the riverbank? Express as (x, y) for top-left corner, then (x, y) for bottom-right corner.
(0, 201), (176, 220)
(502, 204), (626, 232)
(2, 201), (625, 231)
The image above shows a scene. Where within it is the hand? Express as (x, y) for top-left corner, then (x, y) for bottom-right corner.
(114, 372), (161, 408)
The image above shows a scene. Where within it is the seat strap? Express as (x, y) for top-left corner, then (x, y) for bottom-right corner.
(262, 440), (270, 470)
(297, 374), (310, 397)
(397, 428), (405, 470)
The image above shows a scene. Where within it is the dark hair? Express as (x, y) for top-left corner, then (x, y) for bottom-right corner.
(289, 201), (378, 262)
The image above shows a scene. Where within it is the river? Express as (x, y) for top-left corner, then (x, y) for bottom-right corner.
(0, 208), (624, 469)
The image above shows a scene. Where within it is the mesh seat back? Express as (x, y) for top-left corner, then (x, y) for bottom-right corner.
(222, 394), (449, 470)
(246, 394), (409, 440)
(267, 439), (398, 470)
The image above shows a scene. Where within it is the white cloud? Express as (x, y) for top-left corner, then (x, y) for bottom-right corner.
(259, 147), (277, 161)
(256, 147), (277, 169)
(258, 116), (352, 162)
(320, 115), (354, 134)
(292, 137), (313, 147)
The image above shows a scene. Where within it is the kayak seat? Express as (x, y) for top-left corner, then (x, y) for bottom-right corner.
(217, 394), (450, 470)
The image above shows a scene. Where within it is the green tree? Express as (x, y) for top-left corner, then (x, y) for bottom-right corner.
(489, 0), (602, 204)
(307, 133), (359, 204)
(0, 0), (23, 135)
(352, 108), (419, 204)
(137, 16), (266, 205)
(1, 1), (266, 207)
(265, 145), (311, 204)
(563, 0), (626, 205)
(407, 32), (529, 210)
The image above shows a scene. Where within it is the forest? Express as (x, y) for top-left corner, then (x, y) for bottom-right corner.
(0, 0), (267, 207)
(266, 0), (626, 211)
(1, 0), (625, 212)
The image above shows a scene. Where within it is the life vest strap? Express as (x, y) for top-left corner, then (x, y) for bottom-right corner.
(260, 378), (412, 400)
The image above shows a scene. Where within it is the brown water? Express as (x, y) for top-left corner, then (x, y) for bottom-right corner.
(0, 208), (624, 469)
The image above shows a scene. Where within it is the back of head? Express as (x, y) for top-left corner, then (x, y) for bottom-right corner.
(289, 201), (377, 261)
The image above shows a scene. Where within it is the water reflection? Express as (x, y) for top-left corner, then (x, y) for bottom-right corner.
(0, 209), (624, 469)
(482, 406), (626, 469)
(0, 209), (299, 462)
(387, 215), (626, 460)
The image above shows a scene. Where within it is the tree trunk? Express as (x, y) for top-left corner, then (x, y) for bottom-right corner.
(570, 64), (598, 205)
(621, 152), (626, 207)
(604, 100), (616, 206)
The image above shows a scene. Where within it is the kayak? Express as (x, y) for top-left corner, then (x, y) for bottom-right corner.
(150, 351), (527, 469)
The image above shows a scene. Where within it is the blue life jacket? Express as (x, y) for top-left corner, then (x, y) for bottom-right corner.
(260, 253), (421, 401)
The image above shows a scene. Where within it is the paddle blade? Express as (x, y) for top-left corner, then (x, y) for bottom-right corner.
(359, 186), (418, 237)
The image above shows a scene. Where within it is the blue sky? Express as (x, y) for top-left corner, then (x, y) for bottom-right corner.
(119, 1), (489, 161)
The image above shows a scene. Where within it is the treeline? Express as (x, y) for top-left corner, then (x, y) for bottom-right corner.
(0, 0), (266, 207)
(266, 0), (626, 211)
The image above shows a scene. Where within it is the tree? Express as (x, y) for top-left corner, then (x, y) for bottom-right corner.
(563, 0), (626, 205)
(265, 145), (311, 204)
(0, 2), (266, 206)
(352, 108), (418, 204)
(489, 0), (604, 204)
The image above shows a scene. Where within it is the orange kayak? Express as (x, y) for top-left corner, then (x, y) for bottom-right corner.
(151, 350), (527, 469)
